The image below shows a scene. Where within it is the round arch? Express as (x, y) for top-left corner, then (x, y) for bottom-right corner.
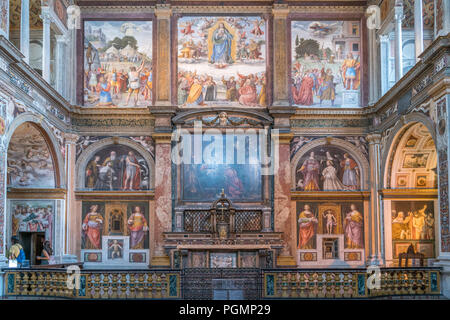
(381, 112), (437, 189)
(290, 137), (370, 190)
(3, 113), (66, 188)
(75, 137), (155, 190)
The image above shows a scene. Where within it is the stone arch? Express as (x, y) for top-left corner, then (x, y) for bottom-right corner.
(381, 112), (437, 189)
(4, 112), (65, 188)
(75, 137), (155, 190)
(291, 137), (370, 190)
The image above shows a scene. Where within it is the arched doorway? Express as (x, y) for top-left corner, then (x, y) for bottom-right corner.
(383, 122), (438, 267)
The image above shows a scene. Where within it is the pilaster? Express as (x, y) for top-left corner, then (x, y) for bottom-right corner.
(64, 133), (78, 258)
(272, 4), (290, 106)
(55, 35), (68, 98)
(367, 133), (383, 265)
(41, 8), (52, 83)
(155, 4), (172, 106)
(20, 0), (30, 63)
(394, 3), (404, 81)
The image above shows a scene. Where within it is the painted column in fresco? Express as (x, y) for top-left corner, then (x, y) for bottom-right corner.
(155, 4), (171, 105)
(367, 133), (383, 265)
(152, 132), (173, 267)
(368, 25), (379, 104)
(66, 5), (79, 105)
(414, 0), (424, 59)
(20, 0), (30, 63)
(273, 132), (295, 263)
(394, 3), (403, 81)
(55, 35), (67, 98)
(272, 4), (290, 106)
(64, 133), (78, 256)
(41, 7), (52, 82)
(379, 35), (389, 95)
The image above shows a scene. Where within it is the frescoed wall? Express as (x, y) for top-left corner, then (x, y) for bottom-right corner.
(83, 145), (150, 191)
(177, 16), (267, 107)
(291, 21), (361, 108)
(83, 20), (153, 107)
(7, 122), (56, 188)
(296, 201), (365, 266)
(81, 201), (149, 265)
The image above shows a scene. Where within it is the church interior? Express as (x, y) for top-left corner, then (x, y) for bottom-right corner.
(0, 0), (449, 300)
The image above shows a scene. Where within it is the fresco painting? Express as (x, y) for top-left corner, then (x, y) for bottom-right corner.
(297, 202), (364, 250)
(295, 146), (361, 191)
(82, 201), (149, 251)
(84, 145), (150, 191)
(291, 21), (361, 108)
(391, 201), (435, 258)
(10, 200), (55, 247)
(7, 123), (56, 188)
(177, 16), (267, 107)
(181, 134), (262, 201)
(83, 20), (153, 107)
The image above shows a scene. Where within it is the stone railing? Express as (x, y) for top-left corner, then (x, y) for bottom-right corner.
(262, 268), (442, 299)
(2, 268), (181, 299)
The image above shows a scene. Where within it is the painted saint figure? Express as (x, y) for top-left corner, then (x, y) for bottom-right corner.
(123, 151), (141, 191)
(344, 204), (363, 249)
(224, 166), (244, 198)
(341, 53), (360, 90)
(298, 152), (320, 191)
(298, 205), (318, 249)
(82, 205), (103, 249)
(340, 153), (359, 190)
(322, 160), (346, 191)
(209, 22), (234, 67)
(127, 206), (149, 249)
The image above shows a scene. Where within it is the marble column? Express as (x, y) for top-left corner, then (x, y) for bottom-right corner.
(20, 0), (30, 63)
(64, 133), (78, 260)
(272, 4), (290, 106)
(414, 0), (424, 60)
(367, 133), (383, 265)
(379, 35), (390, 95)
(41, 10), (52, 83)
(154, 4), (172, 105)
(394, 4), (404, 81)
(55, 35), (67, 98)
(272, 131), (296, 266)
(151, 131), (173, 267)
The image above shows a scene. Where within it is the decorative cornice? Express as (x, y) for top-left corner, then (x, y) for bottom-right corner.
(152, 132), (173, 144)
(274, 132), (293, 144)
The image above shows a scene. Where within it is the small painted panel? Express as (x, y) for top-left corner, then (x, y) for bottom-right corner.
(83, 20), (153, 107)
(210, 252), (237, 268)
(239, 251), (257, 268)
(291, 21), (361, 108)
(177, 16), (267, 107)
(129, 252), (146, 263)
(84, 252), (102, 262)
